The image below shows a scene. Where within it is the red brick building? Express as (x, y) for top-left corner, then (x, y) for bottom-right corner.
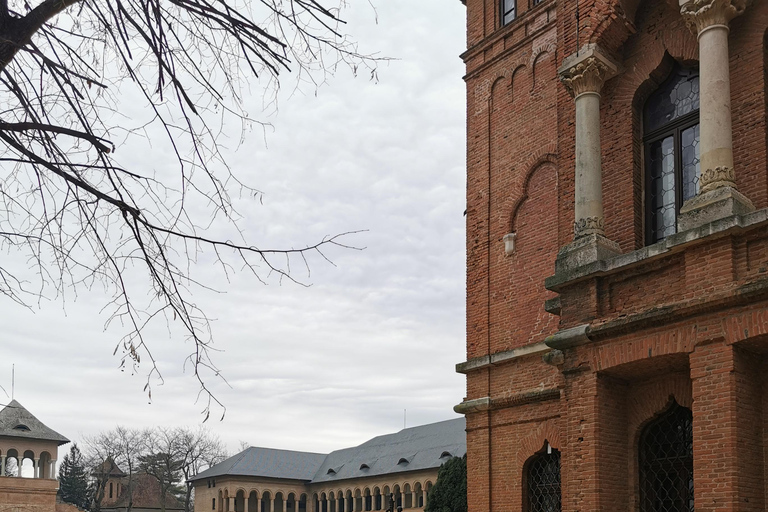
(453, 0), (768, 511)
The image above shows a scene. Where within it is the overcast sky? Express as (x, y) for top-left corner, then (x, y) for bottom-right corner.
(1, 0), (468, 459)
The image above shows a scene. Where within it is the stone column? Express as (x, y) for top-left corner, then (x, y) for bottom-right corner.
(677, 0), (754, 230)
(556, 44), (621, 272)
(33, 458), (39, 478)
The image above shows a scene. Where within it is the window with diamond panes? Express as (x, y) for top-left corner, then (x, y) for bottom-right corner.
(638, 402), (694, 512)
(501, 0), (516, 25)
(526, 447), (561, 512)
(644, 64), (700, 244)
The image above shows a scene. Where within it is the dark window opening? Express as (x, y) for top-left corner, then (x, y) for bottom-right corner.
(501, 0), (516, 25)
(639, 401), (693, 512)
(213, 499), (216, 510)
(644, 64), (700, 244)
(526, 447), (561, 512)
(13, 424), (30, 431)
(109, 482), (113, 499)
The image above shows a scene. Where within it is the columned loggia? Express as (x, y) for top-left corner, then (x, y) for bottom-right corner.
(677, 0), (755, 230)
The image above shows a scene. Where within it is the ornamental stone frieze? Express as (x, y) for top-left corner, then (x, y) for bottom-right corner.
(700, 166), (736, 193)
(679, 0), (750, 34)
(573, 216), (605, 238)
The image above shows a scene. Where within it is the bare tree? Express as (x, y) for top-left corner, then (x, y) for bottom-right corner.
(0, 0), (378, 417)
(86, 426), (150, 512)
(175, 427), (226, 512)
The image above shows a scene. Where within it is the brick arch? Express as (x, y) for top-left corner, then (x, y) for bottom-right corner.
(516, 419), (562, 465)
(473, 69), (508, 116)
(612, 46), (697, 111)
(508, 147), (558, 232)
(627, 373), (693, 447)
(248, 490), (261, 500)
(589, 0), (635, 51)
(510, 64), (531, 103)
(530, 50), (555, 91)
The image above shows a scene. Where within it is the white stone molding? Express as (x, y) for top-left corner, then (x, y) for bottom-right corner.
(503, 232), (517, 255)
(679, 0), (750, 34)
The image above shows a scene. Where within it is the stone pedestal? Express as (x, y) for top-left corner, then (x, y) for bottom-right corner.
(554, 234), (621, 273)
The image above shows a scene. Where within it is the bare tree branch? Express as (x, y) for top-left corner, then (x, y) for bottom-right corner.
(0, 0), (383, 418)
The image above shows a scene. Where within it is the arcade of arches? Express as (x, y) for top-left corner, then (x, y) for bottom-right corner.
(0, 442), (58, 479)
(201, 475), (435, 512)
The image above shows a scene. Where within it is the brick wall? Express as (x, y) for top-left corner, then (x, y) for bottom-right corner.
(459, 0), (768, 510)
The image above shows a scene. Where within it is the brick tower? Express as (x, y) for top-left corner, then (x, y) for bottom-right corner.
(454, 0), (768, 511)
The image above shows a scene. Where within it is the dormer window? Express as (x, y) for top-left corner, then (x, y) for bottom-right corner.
(359, 464), (370, 470)
(440, 451), (452, 458)
(327, 468), (336, 475)
(397, 458), (409, 465)
(13, 424), (30, 431)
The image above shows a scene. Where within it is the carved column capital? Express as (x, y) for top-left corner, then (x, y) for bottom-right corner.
(558, 44), (620, 98)
(679, 0), (750, 34)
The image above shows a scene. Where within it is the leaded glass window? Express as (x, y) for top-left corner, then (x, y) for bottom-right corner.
(502, 0), (516, 25)
(644, 65), (700, 244)
(526, 448), (561, 512)
(638, 402), (694, 512)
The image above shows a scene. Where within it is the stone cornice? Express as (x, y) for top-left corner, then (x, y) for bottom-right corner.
(453, 388), (561, 415)
(455, 342), (550, 374)
(679, 0), (750, 34)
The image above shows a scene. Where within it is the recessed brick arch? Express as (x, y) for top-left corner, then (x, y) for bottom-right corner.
(531, 50), (554, 91)
(508, 146), (558, 232)
(627, 375), (693, 443)
(516, 419), (562, 465)
(510, 64), (530, 102)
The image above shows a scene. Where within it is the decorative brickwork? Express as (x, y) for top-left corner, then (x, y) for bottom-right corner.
(457, 0), (768, 510)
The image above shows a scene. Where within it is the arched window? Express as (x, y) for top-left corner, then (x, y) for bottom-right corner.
(638, 401), (693, 512)
(644, 64), (700, 244)
(526, 446), (561, 512)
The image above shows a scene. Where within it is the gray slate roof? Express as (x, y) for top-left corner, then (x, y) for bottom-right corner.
(190, 447), (327, 482)
(311, 418), (466, 483)
(0, 399), (69, 444)
(190, 417), (466, 484)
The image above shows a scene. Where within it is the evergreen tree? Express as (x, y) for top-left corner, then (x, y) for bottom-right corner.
(59, 443), (91, 510)
(425, 455), (467, 512)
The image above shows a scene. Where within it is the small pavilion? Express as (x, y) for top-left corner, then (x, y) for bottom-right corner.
(0, 399), (69, 511)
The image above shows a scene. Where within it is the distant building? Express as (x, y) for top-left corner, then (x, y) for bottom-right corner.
(97, 463), (185, 512)
(189, 418), (466, 512)
(0, 399), (69, 512)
